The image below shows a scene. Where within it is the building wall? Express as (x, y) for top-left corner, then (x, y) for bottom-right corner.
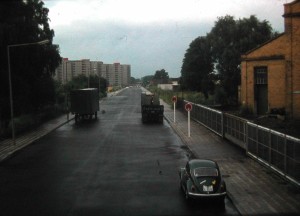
(121, 64), (131, 86)
(286, 1), (300, 119)
(241, 59), (286, 113)
(54, 59), (131, 87)
(240, 0), (300, 118)
(90, 61), (103, 76)
(101, 63), (131, 87)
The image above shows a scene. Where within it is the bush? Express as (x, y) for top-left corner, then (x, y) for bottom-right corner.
(8, 114), (35, 135)
(239, 105), (253, 117)
(99, 91), (107, 99)
(214, 87), (227, 105)
(4, 104), (65, 138)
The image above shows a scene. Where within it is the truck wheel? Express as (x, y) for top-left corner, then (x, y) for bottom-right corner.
(95, 112), (97, 119)
(75, 115), (78, 123)
(159, 117), (163, 124)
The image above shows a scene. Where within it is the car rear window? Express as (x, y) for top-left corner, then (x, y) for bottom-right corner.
(194, 167), (218, 177)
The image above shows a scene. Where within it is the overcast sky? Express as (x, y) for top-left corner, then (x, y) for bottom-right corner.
(43, 0), (292, 79)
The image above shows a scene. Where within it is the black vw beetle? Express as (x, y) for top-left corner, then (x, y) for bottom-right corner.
(179, 159), (226, 202)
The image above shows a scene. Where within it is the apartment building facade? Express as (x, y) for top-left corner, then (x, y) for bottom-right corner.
(101, 63), (131, 87)
(54, 59), (131, 87)
(240, 0), (300, 118)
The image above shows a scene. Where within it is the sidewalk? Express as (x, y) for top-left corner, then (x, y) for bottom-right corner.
(0, 114), (74, 162)
(161, 100), (300, 215)
(0, 102), (299, 215)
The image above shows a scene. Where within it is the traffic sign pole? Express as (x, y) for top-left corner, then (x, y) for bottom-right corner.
(185, 103), (192, 137)
(188, 110), (190, 137)
(174, 101), (176, 123)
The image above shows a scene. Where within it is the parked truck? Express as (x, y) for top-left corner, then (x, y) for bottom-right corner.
(141, 92), (164, 123)
(70, 88), (99, 123)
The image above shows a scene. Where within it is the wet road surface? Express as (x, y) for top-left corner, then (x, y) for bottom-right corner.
(0, 87), (239, 216)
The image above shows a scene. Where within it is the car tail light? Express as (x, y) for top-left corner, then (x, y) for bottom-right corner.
(220, 182), (226, 192)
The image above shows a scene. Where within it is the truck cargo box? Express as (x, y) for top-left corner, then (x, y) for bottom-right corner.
(70, 88), (99, 122)
(141, 92), (164, 123)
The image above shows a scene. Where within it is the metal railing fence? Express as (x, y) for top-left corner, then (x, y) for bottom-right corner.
(179, 99), (300, 186)
(188, 102), (223, 136)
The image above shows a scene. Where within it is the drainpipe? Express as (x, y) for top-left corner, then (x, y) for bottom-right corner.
(290, 16), (293, 119)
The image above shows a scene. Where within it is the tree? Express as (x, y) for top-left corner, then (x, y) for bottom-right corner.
(180, 36), (214, 98)
(0, 0), (61, 122)
(141, 75), (154, 86)
(207, 15), (277, 104)
(153, 69), (169, 84)
(66, 75), (108, 97)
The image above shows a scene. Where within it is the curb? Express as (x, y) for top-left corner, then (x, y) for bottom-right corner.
(163, 115), (196, 158)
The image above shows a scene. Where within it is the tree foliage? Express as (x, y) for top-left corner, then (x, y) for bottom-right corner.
(65, 75), (108, 96)
(141, 75), (154, 86)
(180, 15), (277, 104)
(181, 36), (214, 98)
(130, 77), (140, 85)
(0, 0), (61, 122)
(153, 69), (169, 84)
(208, 15), (276, 104)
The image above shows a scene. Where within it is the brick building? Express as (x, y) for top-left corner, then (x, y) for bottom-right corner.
(240, 0), (300, 118)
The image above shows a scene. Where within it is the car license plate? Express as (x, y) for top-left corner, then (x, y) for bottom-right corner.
(203, 185), (213, 192)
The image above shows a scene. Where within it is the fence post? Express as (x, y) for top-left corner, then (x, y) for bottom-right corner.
(246, 122), (248, 153)
(284, 135), (287, 176)
(221, 112), (224, 138)
(268, 129), (272, 165)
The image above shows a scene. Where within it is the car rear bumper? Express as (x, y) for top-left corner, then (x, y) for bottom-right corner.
(188, 191), (226, 198)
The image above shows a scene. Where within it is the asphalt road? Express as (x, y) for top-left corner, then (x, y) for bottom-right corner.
(0, 87), (239, 216)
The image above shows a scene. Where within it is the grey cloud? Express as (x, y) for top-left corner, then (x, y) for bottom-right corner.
(53, 20), (212, 78)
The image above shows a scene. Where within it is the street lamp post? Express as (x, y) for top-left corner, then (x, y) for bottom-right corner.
(7, 39), (49, 145)
(98, 71), (101, 98)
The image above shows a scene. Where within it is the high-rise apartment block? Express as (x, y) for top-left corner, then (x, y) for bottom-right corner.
(54, 58), (131, 87)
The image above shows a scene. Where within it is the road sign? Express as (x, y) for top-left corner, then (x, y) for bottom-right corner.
(185, 103), (192, 112)
(172, 96), (177, 103)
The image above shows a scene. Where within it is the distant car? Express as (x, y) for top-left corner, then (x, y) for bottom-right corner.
(179, 159), (226, 202)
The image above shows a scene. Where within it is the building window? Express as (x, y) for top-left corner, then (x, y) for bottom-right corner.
(254, 67), (268, 85)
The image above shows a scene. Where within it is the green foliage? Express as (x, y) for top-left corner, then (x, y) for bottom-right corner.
(185, 92), (206, 104)
(180, 15), (277, 106)
(54, 80), (66, 105)
(153, 69), (169, 84)
(65, 75), (108, 98)
(214, 86), (228, 105)
(4, 104), (63, 137)
(239, 104), (253, 117)
(148, 86), (216, 107)
(141, 75), (154, 86)
(181, 36), (214, 98)
(207, 15), (276, 105)
(9, 114), (35, 134)
(130, 77), (140, 84)
(0, 0), (61, 121)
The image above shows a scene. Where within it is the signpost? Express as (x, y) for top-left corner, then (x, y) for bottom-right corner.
(185, 103), (192, 137)
(172, 96), (177, 123)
